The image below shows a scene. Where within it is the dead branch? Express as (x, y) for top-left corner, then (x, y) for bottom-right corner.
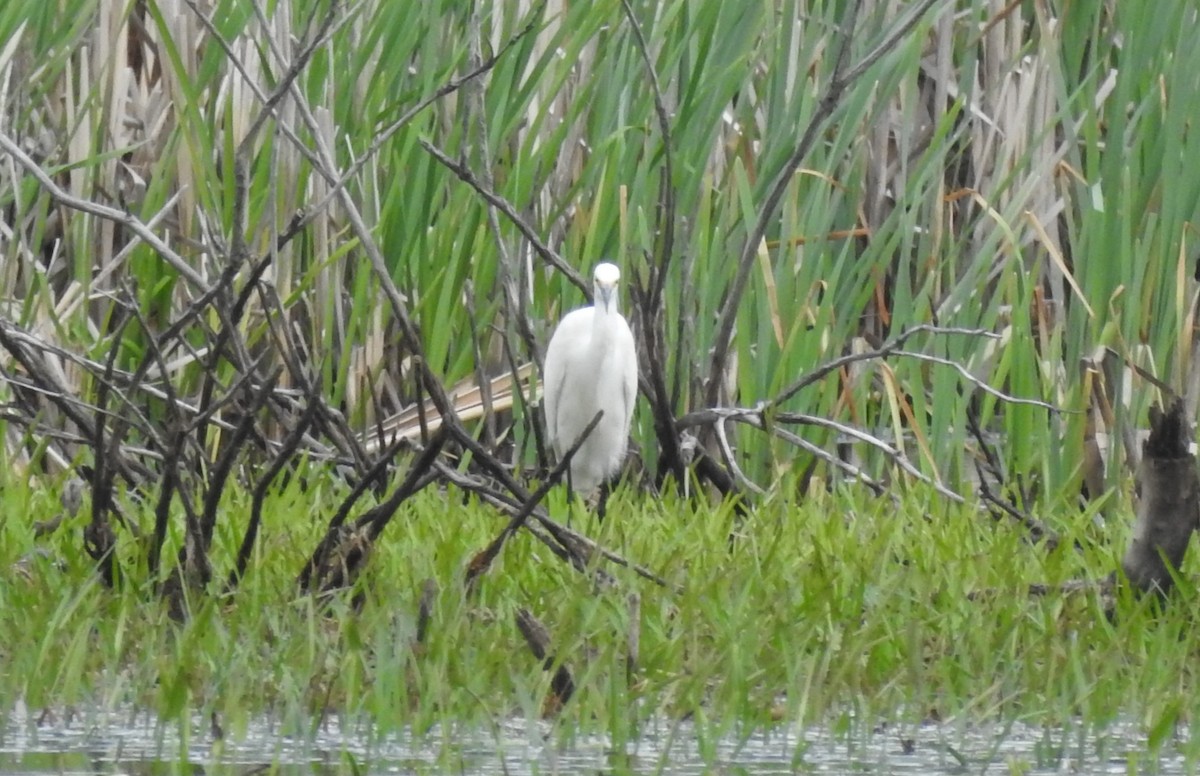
(769, 325), (997, 410)
(417, 139), (584, 290)
(415, 578), (438, 649)
(181, 0), (346, 183)
(620, 0), (687, 487)
(299, 431), (448, 596)
(274, 1), (548, 253)
(86, 301), (138, 588)
(892, 349), (1059, 412)
(465, 411), (604, 593)
(464, 8), (543, 399)
(516, 607), (575, 717)
(434, 459), (672, 590)
(228, 390), (321, 589)
(966, 405), (1063, 549)
(705, 0), (947, 409)
(0, 131), (211, 291)
(626, 592), (641, 680)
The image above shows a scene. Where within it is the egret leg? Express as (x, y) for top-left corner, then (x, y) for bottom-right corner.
(594, 481), (611, 522)
(563, 468), (577, 528)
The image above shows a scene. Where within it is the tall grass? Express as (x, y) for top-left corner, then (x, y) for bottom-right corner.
(3, 0), (1198, 502)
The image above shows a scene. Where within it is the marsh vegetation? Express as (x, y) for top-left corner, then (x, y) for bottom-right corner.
(3, 0), (1200, 771)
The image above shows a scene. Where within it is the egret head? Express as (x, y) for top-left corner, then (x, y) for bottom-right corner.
(593, 262), (622, 313)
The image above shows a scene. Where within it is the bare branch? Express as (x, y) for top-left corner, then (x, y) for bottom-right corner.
(893, 350), (1059, 411)
(0, 131), (210, 290)
(275, 0), (548, 248)
(769, 325), (996, 409)
(704, 0), (946, 409)
(419, 139), (584, 290)
(713, 417), (765, 496)
(465, 410), (606, 592)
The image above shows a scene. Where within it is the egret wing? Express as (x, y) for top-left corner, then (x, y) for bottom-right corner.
(542, 307), (592, 456)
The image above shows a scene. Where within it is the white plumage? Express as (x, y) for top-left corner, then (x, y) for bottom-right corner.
(542, 262), (638, 497)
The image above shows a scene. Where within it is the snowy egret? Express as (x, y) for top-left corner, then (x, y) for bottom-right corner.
(543, 262), (638, 500)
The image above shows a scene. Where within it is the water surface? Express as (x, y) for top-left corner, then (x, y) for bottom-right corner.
(0, 702), (1187, 774)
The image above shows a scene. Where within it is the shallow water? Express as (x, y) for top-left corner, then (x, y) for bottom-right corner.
(0, 701), (1191, 775)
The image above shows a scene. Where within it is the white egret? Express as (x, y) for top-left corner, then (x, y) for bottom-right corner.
(543, 262), (638, 500)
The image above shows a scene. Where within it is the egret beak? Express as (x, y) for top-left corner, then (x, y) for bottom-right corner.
(596, 282), (617, 313)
